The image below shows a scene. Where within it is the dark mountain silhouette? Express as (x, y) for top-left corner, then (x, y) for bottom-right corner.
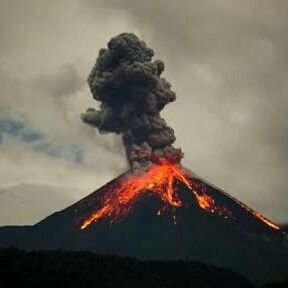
(263, 279), (288, 288)
(282, 224), (288, 232)
(1, 248), (288, 288)
(0, 170), (287, 285)
(0, 248), (255, 288)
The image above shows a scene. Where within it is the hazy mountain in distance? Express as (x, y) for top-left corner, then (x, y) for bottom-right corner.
(0, 184), (77, 226)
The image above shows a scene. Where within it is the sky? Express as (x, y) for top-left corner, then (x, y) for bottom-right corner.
(0, 0), (287, 225)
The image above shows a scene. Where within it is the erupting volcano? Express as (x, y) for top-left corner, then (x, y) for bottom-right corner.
(78, 32), (280, 234)
(79, 160), (280, 232)
(0, 33), (287, 285)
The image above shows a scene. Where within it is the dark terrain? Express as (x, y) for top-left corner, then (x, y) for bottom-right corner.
(0, 248), (287, 288)
(0, 248), (254, 288)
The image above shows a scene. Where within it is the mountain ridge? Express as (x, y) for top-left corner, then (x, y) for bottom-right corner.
(0, 183), (77, 226)
(0, 247), (255, 288)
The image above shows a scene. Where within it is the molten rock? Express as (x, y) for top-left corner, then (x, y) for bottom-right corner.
(79, 161), (280, 232)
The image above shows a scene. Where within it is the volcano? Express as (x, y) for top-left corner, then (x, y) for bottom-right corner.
(0, 163), (287, 284)
(1, 33), (287, 285)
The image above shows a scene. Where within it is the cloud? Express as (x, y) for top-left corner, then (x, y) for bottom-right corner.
(0, 137), (122, 200)
(0, 64), (127, 183)
(0, 118), (43, 143)
(33, 64), (83, 98)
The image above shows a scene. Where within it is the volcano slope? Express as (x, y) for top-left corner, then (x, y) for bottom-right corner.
(0, 164), (287, 285)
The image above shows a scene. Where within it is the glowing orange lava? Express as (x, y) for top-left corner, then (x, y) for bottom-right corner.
(80, 161), (280, 231)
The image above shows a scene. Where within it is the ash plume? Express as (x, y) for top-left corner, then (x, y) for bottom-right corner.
(81, 33), (183, 170)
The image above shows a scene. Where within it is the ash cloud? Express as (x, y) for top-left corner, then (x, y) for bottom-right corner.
(81, 33), (182, 170)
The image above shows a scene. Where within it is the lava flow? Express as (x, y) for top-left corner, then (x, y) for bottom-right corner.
(80, 161), (280, 231)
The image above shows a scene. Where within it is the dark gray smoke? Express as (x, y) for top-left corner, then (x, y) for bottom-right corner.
(81, 33), (183, 170)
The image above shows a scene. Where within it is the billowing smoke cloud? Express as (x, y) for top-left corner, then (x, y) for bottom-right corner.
(81, 33), (183, 170)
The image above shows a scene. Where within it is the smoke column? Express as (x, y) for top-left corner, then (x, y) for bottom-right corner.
(81, 33), (183, 170)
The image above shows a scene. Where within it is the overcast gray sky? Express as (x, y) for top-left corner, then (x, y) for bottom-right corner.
(0, 0), (287, 225)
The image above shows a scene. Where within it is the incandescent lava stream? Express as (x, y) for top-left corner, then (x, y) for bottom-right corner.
(80, 161), (280, 232)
